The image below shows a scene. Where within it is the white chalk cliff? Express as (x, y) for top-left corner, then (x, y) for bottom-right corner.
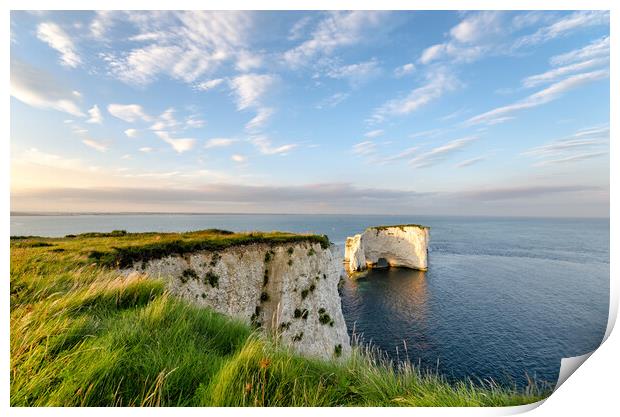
(345, 225), (430, 272)
(124, 241), (350, 360)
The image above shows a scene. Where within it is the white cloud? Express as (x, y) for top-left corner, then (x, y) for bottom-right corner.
(283, 11), (388, 68)
(419, 12), (504, 65)
(522, 124), (609, 167)
(100, 11), (252, 86)
(195, 78), (224, 91)
(245, 107), (274, 131)
(325, 59), (381, 85)
(410, 136), (477, 168)
(235, 50), (263, 72)
(90, 10), (117, 39)
(154, 131), (196, 153)
(82, 139), (108, 152)
(10, 60), (84, 116)
(522, 57), (608, 88)
(184, 117), (206, 129)
(231, 154), (247, 163)
(370, 70), (460, 123)
(205, 138), (237, 149)
(394, 63), (415, 77)
(378, 146), (419, 164)
(124, 128), (139, 138)
(86, 105), (103, 124)
(315, 92), (349, 109)
(455, 155), (487, 168)
(352, 141), (376, 156)
(364, 129), (384, 138)
(229, 74), (276, 110)
(250, 136), (297, 155)
(550, 36), (610, 66)
(36, 22), (81, 68)
(513, 11), (609, 48)
(149, 108), (179, 131)
(288, 15), (313, 41)
(139, 147), (153, 153)
(467, 69), (609, 125)
(108, 103), (151, 122)
(450, 11), (505, 44)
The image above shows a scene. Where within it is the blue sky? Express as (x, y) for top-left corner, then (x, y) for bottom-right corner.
(10, 10), (610, 216)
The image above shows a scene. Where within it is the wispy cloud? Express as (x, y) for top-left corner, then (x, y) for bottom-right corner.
(195, 78), (224, 91)
(108, 103), (151, 123)
(250, 135), (297, 155)
(378, 146), (419, 164)
(419, 11), (505, 65)
(466, 69), (609, 125)
(410, 136), (477, 168)
(522, 124), (609, 167)
(245, 107), (274, 131)
(522, 57), (608, 88)
(231, 154), (247, 163)
(550, 36), (609, 66)
(325, 58), (381, 86)
(36, 22), (81, 68)
(512, 11), (609, 49)
(352, 141), (377, 156)
(455, 155), (487, 168)
(82, 139), (107, 152)
(124, 128), (139, 138)
(99, 11), (253, 86)
(315, 92), (349, 109)
(205, 138), (237, 149)
(364, 129), (384, 138)
(86, 105), (103, 124)
(229, 74), (276, 110)
(283, 11), (389, 68)
(154, 131), (196, 153)
(370, 70), (460, 123)
(394, 63), (415, 77)
(10, 60), (84, 116)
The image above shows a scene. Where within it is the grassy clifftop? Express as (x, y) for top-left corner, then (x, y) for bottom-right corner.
(12, 229), (331, 268)
(10, 230), (547, 406)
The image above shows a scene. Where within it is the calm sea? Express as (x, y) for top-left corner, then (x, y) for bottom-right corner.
(10, 214), (610, 387)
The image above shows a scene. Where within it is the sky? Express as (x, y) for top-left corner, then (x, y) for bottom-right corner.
(9, 10), (610, 216)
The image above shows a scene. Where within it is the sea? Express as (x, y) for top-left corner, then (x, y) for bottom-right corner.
(10, 213), (610, 388)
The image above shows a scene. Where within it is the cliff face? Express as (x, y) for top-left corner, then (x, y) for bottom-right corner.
(345, 225), (429, 272)
(124, 241), (350, 360)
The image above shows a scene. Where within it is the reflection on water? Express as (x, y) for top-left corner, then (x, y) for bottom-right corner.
(341, 268), (431, 357)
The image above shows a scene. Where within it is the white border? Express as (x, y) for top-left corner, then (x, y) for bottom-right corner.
(2, 1), (616, 416)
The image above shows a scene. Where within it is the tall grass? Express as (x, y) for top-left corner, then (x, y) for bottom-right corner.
(10, 233), (550, 407)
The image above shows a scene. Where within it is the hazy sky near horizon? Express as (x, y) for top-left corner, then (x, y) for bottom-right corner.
(10, 10), (610, 216)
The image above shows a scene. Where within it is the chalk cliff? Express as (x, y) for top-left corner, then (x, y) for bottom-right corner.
(124, 241), (350, 360)
(345, 225), (429, 272)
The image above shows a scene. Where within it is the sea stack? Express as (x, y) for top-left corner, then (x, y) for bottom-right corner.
(344, 224), (430, 272)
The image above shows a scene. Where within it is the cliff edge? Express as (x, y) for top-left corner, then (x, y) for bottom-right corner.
(111, 230), (350, 360)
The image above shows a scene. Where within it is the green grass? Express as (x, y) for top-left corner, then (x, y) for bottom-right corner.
(10, 231), (549, 407)
(80, 229), (330, 268)
(370, 224), (430, 231)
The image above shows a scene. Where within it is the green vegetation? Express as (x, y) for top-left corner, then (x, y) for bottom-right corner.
(10, 232), (547, 407)
(204, 272), (219, 288)
(81, 229), (329, 268)
(370, 224), (429, 232)
(180, 268), (199, 283)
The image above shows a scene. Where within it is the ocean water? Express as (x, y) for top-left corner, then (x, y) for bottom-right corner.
(10, 214), (609, 387)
